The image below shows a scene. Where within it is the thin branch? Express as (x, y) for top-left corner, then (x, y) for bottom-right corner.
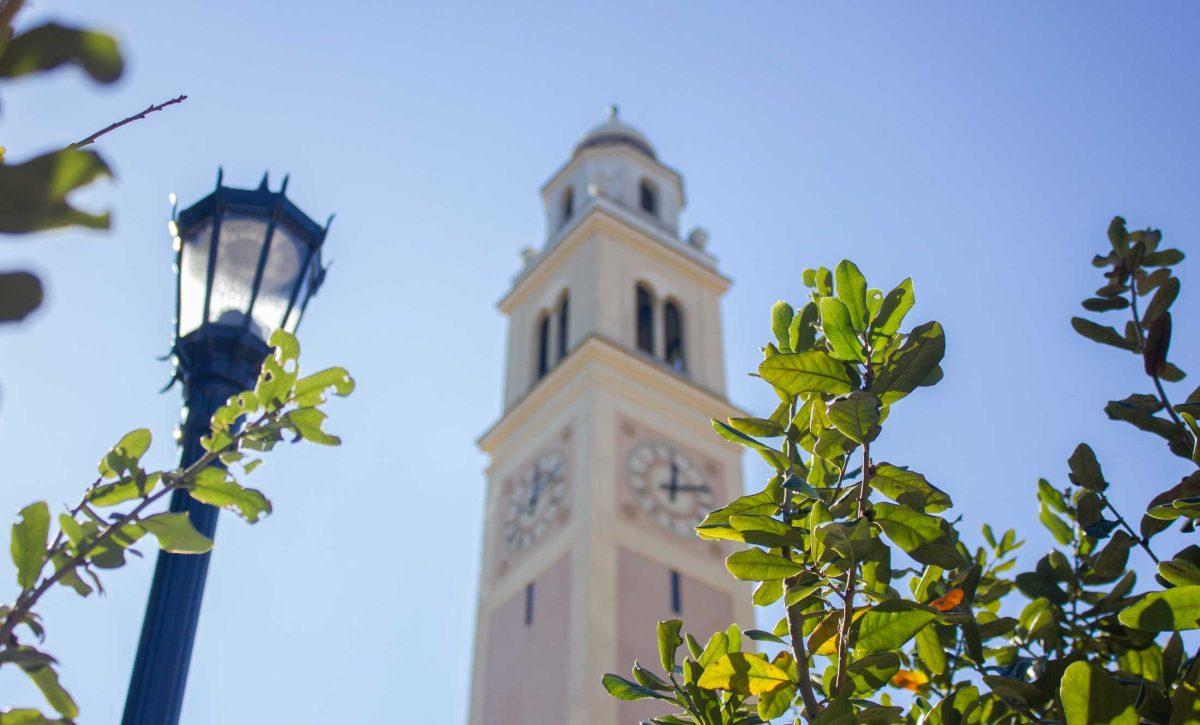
(0, 408), (269, 647)
(69, 94), (188, 150)
(1103, 496), (1159, 564)
(779, 395), (822, 719)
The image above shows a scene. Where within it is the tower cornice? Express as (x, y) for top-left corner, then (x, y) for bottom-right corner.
(498, 201), (729, 315)
(478, 334), (747, 455)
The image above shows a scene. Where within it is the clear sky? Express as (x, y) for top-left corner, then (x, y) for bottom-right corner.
(2, 2), (1199, 722)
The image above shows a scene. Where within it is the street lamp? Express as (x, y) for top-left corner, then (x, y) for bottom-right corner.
(123, 171), (330, 725)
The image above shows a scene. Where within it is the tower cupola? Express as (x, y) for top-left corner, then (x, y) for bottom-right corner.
(541, 106), (685, 239)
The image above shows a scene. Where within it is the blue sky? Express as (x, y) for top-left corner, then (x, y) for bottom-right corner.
(2, 1), (1199, 721)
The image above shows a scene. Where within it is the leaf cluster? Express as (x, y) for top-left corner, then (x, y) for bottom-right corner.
(1, 330), (354, 722)
(605, 220), (1200, 724)
(0, 1), (124, 323)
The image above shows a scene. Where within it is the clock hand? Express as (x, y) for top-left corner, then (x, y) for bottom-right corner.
(526, 469), (545, 512)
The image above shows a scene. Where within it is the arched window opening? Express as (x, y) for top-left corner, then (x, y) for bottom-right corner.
(556, 292), (570, 361)
(664, 300), (686, 373)
(639, 179), (658, 216)
(560, 187), (574, 228)
(536, 315), (551, 380)
(636, 284), (655, 355)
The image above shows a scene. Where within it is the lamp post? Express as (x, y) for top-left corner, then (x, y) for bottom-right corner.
(122, 171), (330, 725)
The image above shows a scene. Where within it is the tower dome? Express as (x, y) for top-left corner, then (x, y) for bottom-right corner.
(573, 105), (657, 160)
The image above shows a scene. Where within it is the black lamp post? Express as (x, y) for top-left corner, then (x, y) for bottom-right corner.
(122, 171), (330, 725)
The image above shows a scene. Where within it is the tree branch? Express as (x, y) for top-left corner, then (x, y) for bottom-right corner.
(779, 396), (822, 719)
(69, 94), (188, 150)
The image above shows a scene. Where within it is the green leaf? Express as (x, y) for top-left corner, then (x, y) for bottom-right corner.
(97, 428), (152, 479)
(983, 675), (1045, 707)
(789, 301), (819, 352)
(140, 512), (213, 554)
(1119, 586), (1200, 632)
(1106, 396), (1193, 461)
(1107, 216), (1130, 252)
(188, 467), (272, 523)
(286, 408), (341, 446)
(695, 652), (791, 696)
(1067, 443), (1106, 491)
(869, 321), (945, 405)
(268, 328), (301, 361)
(725, 416), (784, 438)
(1059, 661), (1136, 724)
(1143, 275), (1179, 324)
(0, 23), (122, 82)
(835, 259), (870, 333)
(872, 278), (914, 336)
(729, 514), (801, 548)
(1082, 296), (1130, 312)
(0, 149), (112, 233)
(254, 355), (297, 410)
(758, 350), (854, 395)
(924, 686), (982, 725)
(873, 502), (963, 568)
(711, 419), (789, 471)
(11, 501), (49, 589)
(725, 548), (804, 581)
(696, 481), (781, 540)
(0, 708), (69, 724)
(293, 366), (356, 406)
(752, 579), (784, 606)
(1071, 317), (1138, 352)
(0, 270), (44, 322)
(819, 297), (865, 362)
(1159, 559), (1200, 587)
(86, 478), (141, 507)
(826, 391), (881, 444)
(915, 623), (946, 675)
(869, 463), (952, 513)
(697, 631), (731, 669)
(1039, 503), (1073, 546)
(756, 652), (797, 720)
(601, 673), (665, 701)
(810, 696), (854, 725)
(656, 619), (684, 672)
(1143, 249), (1185, 267)
(18, 662), (78, 719)
(854, 600), (937, 654)
(847, 652), (900, 694)
(1085, 531), (1134, 585)
(632, 661), (671, 691)
(770, 301), (794, 351)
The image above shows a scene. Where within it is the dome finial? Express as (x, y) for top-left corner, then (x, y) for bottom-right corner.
(607, 103), (619, 119)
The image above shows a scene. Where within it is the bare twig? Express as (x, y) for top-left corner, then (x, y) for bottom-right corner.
(69, 94), (188, 150)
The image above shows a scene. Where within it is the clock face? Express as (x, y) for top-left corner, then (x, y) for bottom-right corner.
(627, 442), (713, 536)
(503, 450), (567, 551)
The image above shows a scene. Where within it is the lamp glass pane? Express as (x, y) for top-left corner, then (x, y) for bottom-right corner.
(283, 259), (315, 333)
(178, 218), (213, 337)
(207, 212), (268, 331)
(248, 221), (306, 337)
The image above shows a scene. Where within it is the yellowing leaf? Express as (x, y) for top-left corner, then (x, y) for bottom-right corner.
(696, 652), (792, 696)
(891, 669), (930, 692)
(929, 588), (964, 612)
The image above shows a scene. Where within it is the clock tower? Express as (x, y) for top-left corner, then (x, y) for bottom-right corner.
(468, 108), (752, 724)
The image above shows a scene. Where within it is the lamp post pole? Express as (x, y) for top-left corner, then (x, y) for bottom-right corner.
(121, 335), (267, 725)
(122, 172), (328, 725)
